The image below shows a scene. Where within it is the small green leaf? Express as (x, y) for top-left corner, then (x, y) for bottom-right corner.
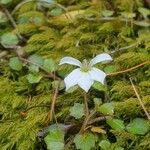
(26, 73), (42, 84)
(92, 81), (105, 91)
(102, 10), (114, 17)
(104, 65), (117, 74)
(44, 124), (64, 150)
(28, 54), (44, 66)
(98, 103), (114, 115)
(74, 132), (96, 150)
(50, 8), (63, 16)
(0, 0), (12, 4)
(0, 11), (8, 24)
(28, 65), (39, 73)
(1, 33), (19, 46)
(52, 80), (65, 90)
(126, 118), (150, 135)
(106, 118), (125, 131)
(9, 57), (22, 71)
(115, 147), (124, 150)
(69, 103), (84, 119)
(66, 85), (78, 93)
(43, 59), (56, 72)
(99, 140), (111, 150)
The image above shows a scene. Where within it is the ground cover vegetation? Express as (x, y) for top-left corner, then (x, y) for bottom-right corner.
(0, 0), (150, 149)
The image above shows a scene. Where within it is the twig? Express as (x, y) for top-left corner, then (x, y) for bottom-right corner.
(129, 77), (150, 120)
(46, 81), (60, 124)
(0, 4), (25, 41)
(87, 116), (109, 125)
(107, 61), (150, 76)
(79, 110), (96, 133)
(110, 43), (137, 54)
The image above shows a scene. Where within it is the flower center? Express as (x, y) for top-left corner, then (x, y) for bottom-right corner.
(80, 59), (90, 72)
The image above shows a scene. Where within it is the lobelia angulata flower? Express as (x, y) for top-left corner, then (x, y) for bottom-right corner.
(59, 53), (112, 92)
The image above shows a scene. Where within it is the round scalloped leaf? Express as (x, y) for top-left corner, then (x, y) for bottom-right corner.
(106, 118), (125, 131)
(69, 103), (84, 119)
(43, 59), (56, 72)
(9, 57), (23, 71)
(92, 81), (105, 91)
(98, 103), (114, 115)
(126, 118), (150, 135)
(28, 54), (44, 66)
(0, 0), (12, 4)
(44, 124), (64, 150)
(26, 73), (42, 84)
(1, 33), (19, 46)
(0, 11), (8, 24)
(74, 132), (96, 150)
(99, 140), (111, 150)
(50, 8), (63, 16)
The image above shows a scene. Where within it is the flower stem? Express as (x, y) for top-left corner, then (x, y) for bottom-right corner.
(83, 91), (89, 117)
(79, 91), (90, 133)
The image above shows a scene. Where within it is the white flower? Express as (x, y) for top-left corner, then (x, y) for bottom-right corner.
(59, 53), (112, 92)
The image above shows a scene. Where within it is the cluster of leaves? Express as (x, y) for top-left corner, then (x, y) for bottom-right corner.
(0, 0), (150, 150)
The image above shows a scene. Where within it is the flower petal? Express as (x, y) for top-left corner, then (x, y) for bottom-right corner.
(64, 68), (80, 90)
(77, 72), (93, 92)
(59, 57), (82, 67)
(89, 53), (112, 66)
(89, 67), (106, 84)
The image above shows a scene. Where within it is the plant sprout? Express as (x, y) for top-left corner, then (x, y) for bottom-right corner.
(59, 53), (112, 92)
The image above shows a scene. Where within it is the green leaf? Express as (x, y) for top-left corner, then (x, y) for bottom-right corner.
(66, 85), (78, 93)
(69, 103), (84, 119)
(52, 80), (65, 90)
(104, 65), (117, 74)
(50, 8), (63, 16)
(99, 140), (111, 150)
(98, 103), (114, 115)
(9, 57), (23, 71)
(102, 10), (114, 17)
(106, 118), (125, 131)
(28, 65), (39, 73)
(74, 132), (96, 150)
(92, 81), (105, 91)
(0, 0), (12, 4)
(28, 54), (44, 66)
(26, 73), (42, 84)
(1, 33), (19, 46)
(44, 124), (64, 150)
(0, 11), (8, 24)
(115, 147), (124, 150)
(43, 59), (56, 72)
(126, 118), (150, 135)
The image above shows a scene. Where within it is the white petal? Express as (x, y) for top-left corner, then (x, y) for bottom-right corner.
(59, 57), (82, 67)
(64, 68), (80, 90)
(77, 72), (93, 92)
(89, 67), (106, 84)
(89, 53), (112, 66)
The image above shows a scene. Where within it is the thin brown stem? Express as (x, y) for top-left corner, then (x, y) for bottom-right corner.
(79, 110), (96, 134)
(107, 61), (150, 76)
(0, 4), (25, 41)
(46, 82), (60, 125)
(129, 77), (150, 120)
(83, 92), (89, 117)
